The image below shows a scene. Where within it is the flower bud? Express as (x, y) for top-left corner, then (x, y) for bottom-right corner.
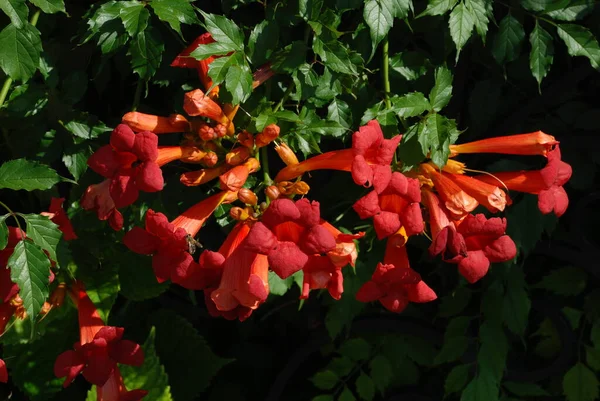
(198, 124), (217, 141)
(214, 124), (227, 138)
(230, 206), (249, 221)
(252, 63), (275, 89)
(238, 131), (254, 148)
(226, 147), (251, 166)
(50, 282), (67, 308)
(260, 202), (268, 211)
(202, 151), (218, 167)
(121, 112), (190, 133)
(292, 181), (310, 195)
(238, 188), (258, 205)
(277, 181), (294, 195)
(244, 157), (260, 173)
(265, 185), (280, 200)
(183, 89), (230, 124)
(255, 124), (280, 148)
(275, 142), (299, 166)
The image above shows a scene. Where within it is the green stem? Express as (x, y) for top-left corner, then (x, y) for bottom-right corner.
(382, 37), (391, 110)
(0, 10), (41, 109)
(132, 79), (145, 111)
(261, 146), (272, 185)
(0, 200), (24, 233)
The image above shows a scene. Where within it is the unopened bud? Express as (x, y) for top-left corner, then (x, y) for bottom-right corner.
(265, 185), (280, 200)
(292, 181), (310, 195)
(238, 188), (258, 205)
(230, 206), (249, 221)
(260, 202), (268, 211)
(226, 147), (251, 166)
(277, 181), (294, 195)
(202, 151), (218, 167)
(214, 124), (227, 138)
(204, 141), (218, 152)
(255, 124), (280, 148)
(238, 131), (254, 148)
(183, 89), (230, 124)
(50, 282), (67, 308)
(198, 124), (217, 141)
(243, 157), (260, 173)
(275, 142), (299, 166)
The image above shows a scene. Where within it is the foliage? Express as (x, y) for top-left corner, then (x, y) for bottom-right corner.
(0, 0), (598, 400)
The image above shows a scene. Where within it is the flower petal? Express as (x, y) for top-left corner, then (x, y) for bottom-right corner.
(373, 211), (401, 239)
(109, 339), (144, 366)
(295, 198), (321, 227)
(356, 280), (384, 302)
(135, 162), (164, 192)
(261, 198), (301, 228)
(457, 250), (490, 283)
(109, 172), (139, 208)
(123, 227), (160, 255)
(132, 131), (159, 161)
(351, 155), (373, 187)
(245, 222), (278, 254)
(110, 124), (136, 152)
(352, 191), (381, 219)
(300, 225), (337, 255)
(53, 350), (85, 387)
(267, 241), (308, 278)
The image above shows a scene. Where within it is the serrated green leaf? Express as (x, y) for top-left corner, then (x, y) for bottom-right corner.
(62, 117), (111, 140)
(268, 270), (298, 296)
(438, 286), (472, 317)
(449, 2), (474, 62)
(398, 121), (427, 168)
(340, 338), (372, 361)
(200, 11), (244, 52)
(0, 217), (8, 250)
(7, 240), (50, 322)
(591, 321), (600, 348)
(421, 113), (453, 167)
(83, 266), (120, 323)
(22, 214), (61, 262)
(190, 41), (237, 60)
(29, 0), (64, 13)
(207, 53), (240, 86)
(0, 23), (42, 82)
(536, 266), (587, 296)
(0, 159), (60, 191)
(587, 346), (600, 371)
(460, 371), (499, 401)
(465, 0), (491, 41)
(529, 21), (554, 89)
(445, 364), (470, 394)
(364, 0), (395, 50)
(429, 66), (453, 111)
(225, 63), (253, 105)
(62, 146), (92, 181)
(389, 51), (429, 80)
(313, 37), (361, 75)
(129, 27), (164, 80)
(391, 92), (431, 117)
(311, 371), (339, 390)
(420, 0), (458, 16)
(521, 0), (569, 11)
(151, 310), (232, 401)
(327, 98), (352, 128)
(435, 336), (468, 364)
(339, 386), (356, 401)
(327, 356), (354, 377)
(504, 381), (549, 397)
(563, 363), (599, 401)
(150, 0), (198, 35)
(546, 0), (594, 21)
(356, 373), (375, 401)
(503, 267), (531, 336)
(119, 1), (150, 37)
(369, 355), (393, 394)
(0, 0), (28, 28)
(492, 14), (525, 65)
(248, 19), (279, 65)
(557, 24), (600, 69)
(121, 327), (173, 401)
(478, 321), (508, 380)
(119, 252), (169, 301)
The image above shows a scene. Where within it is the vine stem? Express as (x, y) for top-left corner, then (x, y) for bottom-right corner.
(0, 200), (24, 233)
(0, 9), (41, 109)
(382, 37), (391, 110)
(132, 79), (145, 111)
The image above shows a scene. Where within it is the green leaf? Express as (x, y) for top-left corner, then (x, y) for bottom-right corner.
(22, 214), (61, 262)
(207, 53), (240, 85)
(339, 386), (357, 401)
(311, 371), (339, 390)
(62, 117), (111, 140)
(200, 11), (244, 52)
(83, 265), (120, 323)
(0, 216), (8, 250)
(478, 321), (508, 380)
(327, 356), (354, 377)
(503, 267), (531, 336)
(119, 1), (150, 37)
(398, 121), (427, 167)
(435, 336), (469, 364)
(420, 0), (458, 16)
(129, 27), (164, 80)
(340, 338), (372, 361)
(7, 240), (51, 322)
(438, 286), (472, 317)
(536, 266), (587, 296)
(121, 327), (173, 401)
(529, 21), (554, 89)
(449, 2), (475, 62)
(391, 92), (431, 118)
(268, 270), (301, 296)
(421, 113), (454, 167)
(0, 159), (60, 191)
(356, 373), (375, 401)
(465, 0), (491, 41)
(325, 269), (365, 338)
(119, 252), (169, 301)
(150, 0), (198, 35)
(313, 37), (361, 75)
(492, 14), (525, 65)
(0, 0), (28, 28)
(29, 0), (64, 13)
(590, 320), (600, 348)
(0, 23), (42, 81)
(546, 0), (595, 21)
(369, 355), (393, 394)
(225, 63), (253, 105)
(504, 382), (549, 397)
(389, 51), (429, 81)
(460, 371), (499, 401)
(587, 346), (600, 371)
(521, 0), (569, 11)
(563, 363), (599, 401)
(364, 0), (395, 50)
(248, 19), (279, 65)
(190, 41), (237, 60)
(62, 146), (92, 181)
(428, 66), (453, 112)
(557, 24), (600, 69)
(312, 396), (334, 401)
(327, 98), (352, 129)
(445, 364), (470, 395)
(152, 310), (232, 401)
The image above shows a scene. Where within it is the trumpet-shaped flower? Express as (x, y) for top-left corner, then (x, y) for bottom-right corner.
(122, 112), (190, 134)
(421, 189), (467, 259)
(450, 131), (559, 157)
(81, 180), (124, 231)
(41, 197), (77, 240)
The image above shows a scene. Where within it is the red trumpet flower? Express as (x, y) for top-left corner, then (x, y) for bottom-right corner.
(450, 131), (559, 157)
(41, 197), (77, 240)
